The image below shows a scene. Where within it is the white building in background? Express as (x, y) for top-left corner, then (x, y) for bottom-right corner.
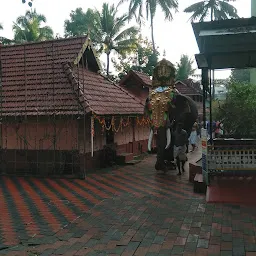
(191, 74), (228, 100)
(214, 85), (227, 100)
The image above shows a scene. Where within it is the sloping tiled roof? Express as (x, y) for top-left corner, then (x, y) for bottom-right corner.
(175, 80), (202, 95)
(64, 64), (144, 115)
(0, 37), (144, 116)
(120, 70), (202, 96)
(119, 70), (152, 87)
(183, 79), (202, 92)
(132, 70), (152, 86)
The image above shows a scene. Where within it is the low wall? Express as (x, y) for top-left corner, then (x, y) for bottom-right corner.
(0, 139), (151, 176)
(81, 139), (151, 172)
(0, 149), (81, 177)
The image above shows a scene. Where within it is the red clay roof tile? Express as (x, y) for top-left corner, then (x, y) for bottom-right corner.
(0, 37), (144, 116)
(119, 70), (152, 87)
(72, 66), (144, 115)
(175, 81), (198, 95)
(120, 70), (202, 96)
(132, 70), (152, 86)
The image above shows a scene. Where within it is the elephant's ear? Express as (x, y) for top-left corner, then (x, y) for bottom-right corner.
(174, 93), (192, 114)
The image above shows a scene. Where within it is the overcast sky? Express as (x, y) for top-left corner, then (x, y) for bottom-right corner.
(0, 0), (251, 78)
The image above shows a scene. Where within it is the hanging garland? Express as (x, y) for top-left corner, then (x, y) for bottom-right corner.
(93, 114), (151, 133)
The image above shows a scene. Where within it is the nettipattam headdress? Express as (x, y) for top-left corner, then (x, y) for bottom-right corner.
(152, 58), (176, 88)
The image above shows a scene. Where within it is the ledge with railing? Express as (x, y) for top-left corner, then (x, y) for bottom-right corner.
(206, 139), (256, 177)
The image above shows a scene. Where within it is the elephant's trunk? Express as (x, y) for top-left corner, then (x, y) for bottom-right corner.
(165, 128), (171, 149)
(148, 129), (154, 151)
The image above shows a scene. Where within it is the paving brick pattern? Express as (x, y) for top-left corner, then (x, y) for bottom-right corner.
(0, 151), (255, 255)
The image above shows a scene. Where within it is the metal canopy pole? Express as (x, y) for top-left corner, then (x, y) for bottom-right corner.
(209, 70), (213, 144)
(201, 68), (209, 129)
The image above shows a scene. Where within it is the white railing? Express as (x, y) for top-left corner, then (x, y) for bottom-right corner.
(207, 148), (256, 171)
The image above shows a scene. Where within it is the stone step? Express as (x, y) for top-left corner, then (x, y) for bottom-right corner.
(189, 163), (202, 183)
(116, 153), (134, 165)
(193, 174), (207, 194)
(125, 160), (142, 165)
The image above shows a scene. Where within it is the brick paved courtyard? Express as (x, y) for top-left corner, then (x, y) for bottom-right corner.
(0, 151), (256, 255)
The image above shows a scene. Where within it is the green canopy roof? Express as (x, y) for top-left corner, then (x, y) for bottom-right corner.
(192, 17), (256, 69)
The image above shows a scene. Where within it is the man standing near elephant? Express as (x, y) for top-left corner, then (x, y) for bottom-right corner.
(174, 122), (188, 175)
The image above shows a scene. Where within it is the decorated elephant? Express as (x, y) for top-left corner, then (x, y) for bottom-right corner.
(145, 58), (198, 172)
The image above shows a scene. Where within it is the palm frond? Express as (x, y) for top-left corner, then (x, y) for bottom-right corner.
(148, 1), (157, 20)
(129, 0), (143, 23)
(117, 0), (128, 8)
(0, 37), (13, 45)
(38, 26), (54, 41)
(0, 23), (3, 30)
(113, 26), (138, 42)
(184, 0), (239, 22)
(111, 14), (128, 37)
(157, 0), (178, 20)
(13, 9), (54, 42)
(184, 1), (205, 13)
(218, 1), (239, 19)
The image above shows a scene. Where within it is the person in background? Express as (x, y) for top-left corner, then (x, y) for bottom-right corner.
(196, 118), (201, 138)
(215, 120), (220, 138)
(173, 122), (188, 175)
(189, 121), (198, 152)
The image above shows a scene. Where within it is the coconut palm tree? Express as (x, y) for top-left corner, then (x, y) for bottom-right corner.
(13, 9), (54, 43)
(64, 4), (138, 76)
(118, 0), (178, 52)
(184, 0), (239, 22)
(96, 3), (139, 76)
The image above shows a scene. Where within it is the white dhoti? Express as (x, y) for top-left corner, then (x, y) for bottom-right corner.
(174, 145), (187, 161)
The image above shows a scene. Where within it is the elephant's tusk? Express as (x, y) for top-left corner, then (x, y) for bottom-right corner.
(165, 128), (171, 149)
(148, 129), (154, 151)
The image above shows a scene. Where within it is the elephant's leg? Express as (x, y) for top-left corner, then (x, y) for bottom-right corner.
(155, 127), (167, 171)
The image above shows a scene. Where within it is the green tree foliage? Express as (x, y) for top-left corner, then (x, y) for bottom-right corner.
(216, 82), (256, 138)
(229, 69), (250, 83)
(13, 9), (54, 43)
(118, 0), (178, 52)
(112, 36), (159, 80)
(65, 3), (138, 76)
(184, 0), (239, 22)
(176, 54), (196, 81)
(64, 8), (101, 41)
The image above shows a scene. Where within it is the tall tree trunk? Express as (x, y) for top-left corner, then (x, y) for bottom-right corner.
(150, 14), (156, 53)
(106, 52), (110, 77)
